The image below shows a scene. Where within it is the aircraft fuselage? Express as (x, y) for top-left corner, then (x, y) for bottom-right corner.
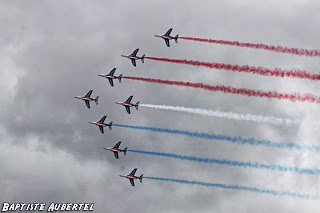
(155, 35), (174, 40)
(105, 147), (121, 152)
(89, 121), (107, 127)
(75, 96), (94, 101)
(115, 102), (135, 107)
(119, 175), (139, 180)
(98, 74), (117, 79)
(121, 55), (140, 60)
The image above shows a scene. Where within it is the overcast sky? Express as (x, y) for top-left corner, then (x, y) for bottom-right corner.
(1, 1), (320, 212)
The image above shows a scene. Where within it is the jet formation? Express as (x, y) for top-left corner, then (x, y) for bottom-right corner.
(75, 28), (179, 186)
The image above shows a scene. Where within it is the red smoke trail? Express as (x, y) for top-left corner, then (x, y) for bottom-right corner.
(122, 76), (320, 103)
(179, 37), (320, 57)
(144, 57), (320, 81)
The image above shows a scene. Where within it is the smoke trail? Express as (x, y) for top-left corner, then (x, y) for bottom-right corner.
(144, 177), (320, 200)
(122, 76), (320, 104)
(140, 104), (299, 126)
(179, 36), (320, 57)
(144, 57), (320, 81)
(113, 124), (320, 152)
(128, 150), (320, 175)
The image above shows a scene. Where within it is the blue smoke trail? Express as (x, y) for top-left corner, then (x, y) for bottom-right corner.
(128, 150), (320, 175)
(113, 124), (320, 152)
(144, 177), (320, 200)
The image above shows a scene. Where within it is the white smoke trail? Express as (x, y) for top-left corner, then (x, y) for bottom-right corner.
(140, 104), (299, 126)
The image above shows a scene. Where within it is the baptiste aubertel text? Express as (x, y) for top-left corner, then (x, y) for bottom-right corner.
(1, 203), (94, 212)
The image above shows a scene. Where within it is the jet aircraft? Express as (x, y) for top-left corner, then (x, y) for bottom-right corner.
(103, 141), (127, 159)
(121, 48), (145, 67)
(75, 90), (99, 109)
(98, 68), (123, 87)
(119, 168), (143, 187)
(89, 115), (113, 134)
(154, 28), (179, 47)
(115, 96), (139, 114)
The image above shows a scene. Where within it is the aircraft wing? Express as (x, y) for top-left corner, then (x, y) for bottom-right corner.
(130, 168), (137, 176)
(125, 106), (131, 114)
(129, 179), (135, 187)
(125, 96), (133, 103)
(108, 79), (114, 87)
(99, 116), (107, 123)
(99, 126), (104, 134)
(85, 90), (93, 97)
(113, 152), (119, 159)
(85, 100), (90, 108)
(113, 141), (121, 148)
(165, 28), (173, 36)
(165, 39), (170, 47)
(132, 48), (139, 56)
(131, 59), (136, 67)
(109, 68), (116, 75)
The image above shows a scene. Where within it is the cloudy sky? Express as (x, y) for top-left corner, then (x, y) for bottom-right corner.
(1, 0), (320, 212)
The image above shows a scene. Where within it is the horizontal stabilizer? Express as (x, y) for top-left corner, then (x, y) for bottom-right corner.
(123, 147), (127, 156)
(95, 96), (99, 105)
(175, 34), (179, 43)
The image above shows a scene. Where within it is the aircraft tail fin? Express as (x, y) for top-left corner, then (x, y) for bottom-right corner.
(95, 96), (99, 105)
(175, 34), (179, 43)
(118, 74), (123, 83)
(108, 122), (113, 130)
(139, 174), (143, 183)
(123, 147), (127, 155)
(141, 54), (145, 63)
(135, 102), (139, 110)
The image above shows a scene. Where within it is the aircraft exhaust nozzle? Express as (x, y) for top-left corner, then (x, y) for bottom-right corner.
(175, 34), (179, 43)
(108, 122), (113, 130)
(135, 102), (139, 110)
(118, 74), (123, 83)
(98, 74), (104, 77)
(95, 96), (99, 105)
(139, 174), (143, 183)
(123, 147), (127, 155)
(141, 54), (145, 63)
